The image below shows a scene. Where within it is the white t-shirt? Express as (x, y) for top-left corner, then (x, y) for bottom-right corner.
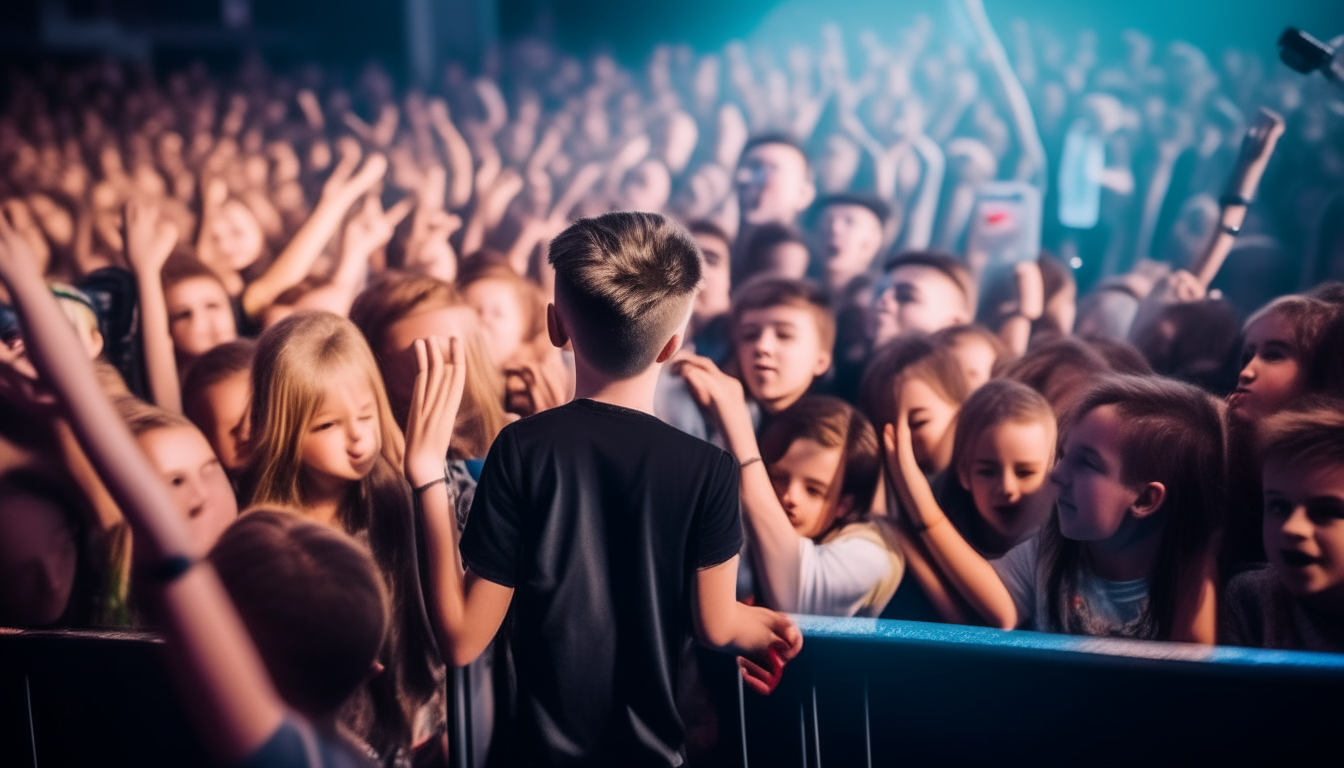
(789, 523), (905, 618)
(991, 537), (1149, 634)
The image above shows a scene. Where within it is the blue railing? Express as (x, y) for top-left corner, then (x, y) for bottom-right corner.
(5, 620), (1343, 767)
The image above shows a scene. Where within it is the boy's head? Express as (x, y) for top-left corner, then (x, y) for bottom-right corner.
(1260, 401), (1344, 606)
(209, 508), (388, 721)
(874, 251), (974, 344)
(730, 276), (834, 415)
(548, 211), (701, 379)
(736, 134), (816, 227)
(812, 194), (888, 293)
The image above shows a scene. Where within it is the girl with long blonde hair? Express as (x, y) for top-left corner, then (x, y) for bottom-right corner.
(239, 310), (444, 764)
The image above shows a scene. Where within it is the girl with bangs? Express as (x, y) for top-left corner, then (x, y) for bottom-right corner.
(239, 310), (445, 766)
(888, 374), (1225, 642)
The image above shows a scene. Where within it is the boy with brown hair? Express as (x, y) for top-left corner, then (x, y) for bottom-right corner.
(411, 211), (802, 767)
(728, 276), (835, 417)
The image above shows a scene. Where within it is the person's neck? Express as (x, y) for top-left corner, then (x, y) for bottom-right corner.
(1084, 517), (1164, 582)
(571, 355), (664, 416)
(301, 474), (353, 528)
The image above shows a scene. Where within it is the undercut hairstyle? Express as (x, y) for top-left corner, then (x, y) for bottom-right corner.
(858, 334), (970, 432)
(759, 396), (881, 537)
(548, 212), (702, 378)
(730, 275), (836, 353)
(949, 379), (1057, 481)
(1258, 398), (1344, 470)
(209, 508), (389, 720)
(1041, 375), (1225, 641)
(882, 250), (977, 314)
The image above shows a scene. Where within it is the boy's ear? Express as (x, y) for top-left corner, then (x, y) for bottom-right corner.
(1129, 481), (1166, 520)
(546, 303), (568, 349)
(811, 347), (832, 377)
(655, 330), (684, 364)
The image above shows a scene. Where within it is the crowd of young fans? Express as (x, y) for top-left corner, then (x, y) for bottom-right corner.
(2, 8), (1343, 767)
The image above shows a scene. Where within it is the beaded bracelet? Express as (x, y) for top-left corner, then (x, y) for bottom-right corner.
(143, 554), (195, 584)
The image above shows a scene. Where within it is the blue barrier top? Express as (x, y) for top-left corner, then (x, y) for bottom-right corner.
(791, 614), (1344, 673)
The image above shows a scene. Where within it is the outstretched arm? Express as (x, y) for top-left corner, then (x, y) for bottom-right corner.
(693, 556), (804, 695)
(124, 197), (182, 411)
(883, 418), (1018, 629)
(0, 211), (284, 765)
(241, 141), (387, 321)
(680, 355), (805, 612)
(405, 336), (514, 667)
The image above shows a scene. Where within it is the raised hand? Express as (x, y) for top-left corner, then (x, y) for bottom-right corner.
(341, 193), (413, 266)
(404, 336), (467, 488)
(1013, 261), (1045, 321)
(124, 197), (180, 277)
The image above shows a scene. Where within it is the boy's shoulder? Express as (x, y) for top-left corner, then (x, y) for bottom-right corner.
(502, 399), (735, 463)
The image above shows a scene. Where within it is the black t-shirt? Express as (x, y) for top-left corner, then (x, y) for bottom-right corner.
(460, 398), (742, 767)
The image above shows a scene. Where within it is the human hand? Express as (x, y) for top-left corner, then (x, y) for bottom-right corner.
(737, 606), (803, 696)
(124, 197), (180, 277)
(341, 194), (413, 265)
(4, 199), (52, 276)
(404, 336), (466, 488)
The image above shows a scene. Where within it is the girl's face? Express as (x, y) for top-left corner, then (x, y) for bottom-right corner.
(1050, 405), (1142, 542)
(960, 420), (1056, 547)
(769, 437), (846, 540)
(1229, 313), (1304, 423)
(166, 277), (238, 359)
(1263, 458), (1344, 604)
(464, 279), (527, 367)
(138, 425), (239, 556)
(191, 369), (251, 472)
(210, 199), (265, 272)
(949, 336), (997, 392)
(899, 377), (958, 475)
(735, 305), (831, 414)
(301, 376), (382, 496)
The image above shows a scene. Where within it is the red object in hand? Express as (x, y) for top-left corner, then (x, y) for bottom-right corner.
(738, 647), (787, 696)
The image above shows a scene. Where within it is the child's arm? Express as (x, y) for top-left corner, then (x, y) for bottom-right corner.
(679, 355), (806, 612)
(0, 213), (284, 765)
(124, 197), (182, 411)
(1171, 534), (1220, 644)
(241, 142), (386, 321)
(896, 528), (978, 625)
(693, 556), (804, 695)
(883, 416), (1019, 630)
(405, 336), (515, 667)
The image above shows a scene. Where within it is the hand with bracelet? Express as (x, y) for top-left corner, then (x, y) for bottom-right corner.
(404, 336), (467, 494)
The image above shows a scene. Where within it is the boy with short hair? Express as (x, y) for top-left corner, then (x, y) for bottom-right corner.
(728, 276), (835, 418)
(735, 133), (816, 233)
(1222, 401), (1344, 652)
(421, 211), (802, 767)
(874, 251), (976, 346)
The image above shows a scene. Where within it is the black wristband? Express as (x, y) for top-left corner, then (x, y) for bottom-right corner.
(143, 555), (195, 584)
(1220, 222), (1241, 237)
(1219, 192), (1252, 208)
(413, 476), (448, 494)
